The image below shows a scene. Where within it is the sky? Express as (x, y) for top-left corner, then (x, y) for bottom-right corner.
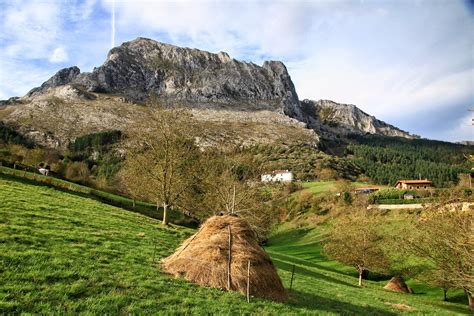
(0, 0), (473, 142)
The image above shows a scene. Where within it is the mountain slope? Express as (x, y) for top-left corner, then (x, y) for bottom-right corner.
(301, 99), (415, 139)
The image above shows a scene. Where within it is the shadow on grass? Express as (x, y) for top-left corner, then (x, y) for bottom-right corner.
(267, 227), (314, 246)
(269, 251), (355, 277)
(430, 300), (470, 315)
(288, 289), (398, 315)
(272, 257), (357, 289)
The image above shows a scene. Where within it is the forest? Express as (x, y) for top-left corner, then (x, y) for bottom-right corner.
(347, 135), (472, 187)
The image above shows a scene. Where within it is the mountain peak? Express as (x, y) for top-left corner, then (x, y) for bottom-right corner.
(25, 38), (302, 118)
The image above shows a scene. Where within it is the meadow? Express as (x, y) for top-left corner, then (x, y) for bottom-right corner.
(0, 176), (470, 314)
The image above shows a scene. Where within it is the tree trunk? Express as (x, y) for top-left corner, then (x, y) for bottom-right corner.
(466, 289), (473, 311)
(443, 288), (447, 301)
(358, 268), (363, 287)
(162, 203), (169, 225)
(132, 199), (135, 208)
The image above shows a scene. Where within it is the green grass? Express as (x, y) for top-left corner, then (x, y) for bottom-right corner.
(267, 223), (469, 315)
(297, 181), (377, 196)
(300, 181), (338, 195)
(0, 177), (470, 314)
(0, 166), (194, 226)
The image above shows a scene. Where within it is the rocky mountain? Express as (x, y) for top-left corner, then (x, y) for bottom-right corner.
(29, 38), (303, 119)
(300, 99), (415, 139)
(0, 37), (415, 149)
(27, 66), (81, 98)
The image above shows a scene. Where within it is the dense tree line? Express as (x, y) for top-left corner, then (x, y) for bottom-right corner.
(0, 122), (34, 148)
(347, 136), (472, 187)
(68, 130), (122, 154)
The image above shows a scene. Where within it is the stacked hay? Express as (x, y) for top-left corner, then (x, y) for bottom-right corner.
(384, 276), (413, 293)
(162, 215), (287, 302)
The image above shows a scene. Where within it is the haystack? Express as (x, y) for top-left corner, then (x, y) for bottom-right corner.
(162, 215), (287, 302)
(384, 276), (413, 293)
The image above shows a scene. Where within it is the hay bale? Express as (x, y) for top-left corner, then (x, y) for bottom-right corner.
(162, 215), (287, 302)
(384, 276), (413, 293)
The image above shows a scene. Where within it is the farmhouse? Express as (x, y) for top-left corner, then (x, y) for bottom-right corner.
(261, 170), (293, 183)
(395, 179), (433, 189)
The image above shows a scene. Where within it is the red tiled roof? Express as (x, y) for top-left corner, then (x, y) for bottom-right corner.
(396, 180), (432, 184)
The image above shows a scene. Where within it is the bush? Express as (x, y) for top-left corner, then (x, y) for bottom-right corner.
(65, 161), (91, 184)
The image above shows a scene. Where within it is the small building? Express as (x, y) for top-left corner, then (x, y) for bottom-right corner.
(261, 170), (294, 183)
(353, 187), (380, 194)
(395, 180), (433, 189)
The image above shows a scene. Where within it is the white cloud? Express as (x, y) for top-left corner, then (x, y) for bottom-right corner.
(0, 57), (53, 98)
(105, 0), (321, 61)
(49, 47), (69, 63)
(1, 0), (62, 60)
(440, 114), (474, 142)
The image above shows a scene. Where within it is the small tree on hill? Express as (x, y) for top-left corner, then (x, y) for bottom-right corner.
(119, 103), (201, 225)
(324, 210), (390, 286)
(400, 198), (473, 309)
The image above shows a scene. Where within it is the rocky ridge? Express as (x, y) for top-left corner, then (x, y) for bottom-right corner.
(300, 99), (415, 139)
(39, 38), (303, 119)
(1, 37), (415, 149)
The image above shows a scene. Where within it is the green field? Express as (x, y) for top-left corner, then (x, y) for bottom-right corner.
(298, 181), (377, 196)
(0, 177), (470, 314)
(0, 166), (193, 226)
(300, 181), (338, 195)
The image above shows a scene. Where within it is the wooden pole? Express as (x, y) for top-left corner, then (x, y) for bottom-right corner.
(289, 264), (296, 291)
(247, 260), (251, 303)
(227, 225), (232, 291)
(231, 184), (236, 214)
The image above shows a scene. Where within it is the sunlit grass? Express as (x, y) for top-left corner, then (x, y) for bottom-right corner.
(0, 177), (469, 314)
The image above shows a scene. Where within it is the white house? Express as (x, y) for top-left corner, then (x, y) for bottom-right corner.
(261, 170), (294, 183)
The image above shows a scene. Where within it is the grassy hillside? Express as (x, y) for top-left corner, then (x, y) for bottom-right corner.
(0, 166), (194, 226)
(0, 177), (470, 314)
(267, 224), (470, 315)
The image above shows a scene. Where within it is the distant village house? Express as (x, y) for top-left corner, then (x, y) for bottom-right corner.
(261, 170), (294, 183)
(395, 179), (433, 189)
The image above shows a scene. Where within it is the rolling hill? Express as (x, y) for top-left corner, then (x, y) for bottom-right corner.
(0, 175), (470, 314)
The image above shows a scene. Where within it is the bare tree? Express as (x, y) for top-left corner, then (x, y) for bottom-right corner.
(199, 150), (273, 238)
(400, 200), (473, 309)
(324, 210), (390, 286)
(119, 103), (201, 225)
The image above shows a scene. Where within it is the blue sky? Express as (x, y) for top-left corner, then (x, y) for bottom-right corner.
(0, 0), (472, 142)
